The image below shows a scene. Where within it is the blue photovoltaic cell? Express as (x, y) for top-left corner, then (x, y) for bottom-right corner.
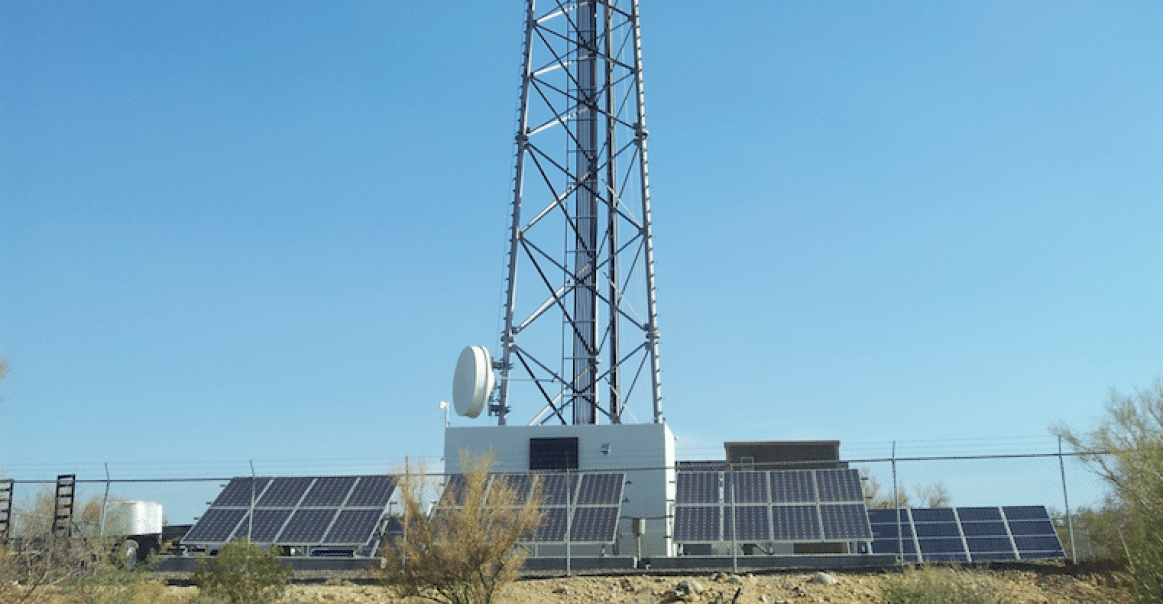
(183, 508), (247, 543)
(957, 507), (1002, 522)
(915, 522), (960, 538)
(538, 474), (579, 506)
(820, 504), (873, 540)
(1014, 536), (1065, 556)
(961, 522), (1007, 537)
(301, 476), (357, 507)
(212, 478), (272, 507)
(576, 473), (623, 505)
(532, 507), (569, 542)
(724, 506), (770, 541)
(1003, 506), (1050, 520)
(771, 505), (820, 541)
(966, 537), (1014, 554)
(1008, 519), (1056, 536)
(816, 469), (863, 502)
(873, 539), (917, 556)
(869, 506), (1065, 562)
(868, 508), (909, 524)
(911, 508), (956, 523)
(488, 473), (535, 505)
(235, 509), (293, 542)
(871, 520), (913, 539)
(257, 477), (313, 507)
(726, 472), (767, 504)
(769, 470), (816, 503)
(674, 506), (720, 542)
(440, 474), (468, 506)
(676, 472), (719, 504)
(278, 509), (337, 543)
(325, 509), (383, 543)
(570, 506), (620, 542)
(346, 475), (396, 507)
(918, 538), (968, 560)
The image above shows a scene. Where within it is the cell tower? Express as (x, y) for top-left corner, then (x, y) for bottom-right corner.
(491, 0), (662, 427)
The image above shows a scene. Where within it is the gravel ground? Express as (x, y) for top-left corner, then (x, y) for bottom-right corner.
(155, 561), (1131, 603)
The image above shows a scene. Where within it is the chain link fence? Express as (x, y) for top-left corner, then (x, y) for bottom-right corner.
(2, 448), (1113, 561)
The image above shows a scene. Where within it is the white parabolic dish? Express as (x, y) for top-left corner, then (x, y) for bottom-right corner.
(452, 346), (495, 418)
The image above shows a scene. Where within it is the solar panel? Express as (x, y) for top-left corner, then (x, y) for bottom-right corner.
(347, 475), (396, 507)
(532, 507), (569, 542)
(278, 509), (337, 543)
(724, 505), (770, 541)
(256, 477), (313, 507)
(488, 473), (535, 505)
(816, 469), (863, 502)
(570, 506), (620, 542)
(676, 472), (719, 504)
(576, 473), (624, 505)
(538, 474), (580, 505)
(235, 509), (293, 542)
(183, 475), (396, 549)
(183, 508), (246, 543)
(769, 470), (816, 503)
(821, 503), (873, 540)
(325, 509), (385, 543)
(674, 506), (719, 542)
(868, 506), (1065, 562)
(771, 505), (820, 540)
(212, 478), (271, 507)
(674, 468), (873, 547)
(301, 476), (357, 507)
(726, 472), (767, 504)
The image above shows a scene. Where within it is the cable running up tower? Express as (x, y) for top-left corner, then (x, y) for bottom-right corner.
(495, 0), (662, 426)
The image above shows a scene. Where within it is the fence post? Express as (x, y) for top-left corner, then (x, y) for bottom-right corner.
(1058, 436), (1077, 563)
(248, 460), (256, 542)
(100, 462), (111, 540)
(892, 442), (903, 563)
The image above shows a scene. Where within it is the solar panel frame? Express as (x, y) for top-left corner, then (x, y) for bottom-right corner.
(346, 475), (396, 507)
(325, 509), (385, 544)
(868, 506), (1066, 563)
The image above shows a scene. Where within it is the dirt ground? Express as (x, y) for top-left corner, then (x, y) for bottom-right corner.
(159, 562), (1132, 603)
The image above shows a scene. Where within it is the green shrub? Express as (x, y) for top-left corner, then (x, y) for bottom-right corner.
(881, 567), (1009, 604)
(1054, 379), (1163, 603)
(192, 538), (291, 604)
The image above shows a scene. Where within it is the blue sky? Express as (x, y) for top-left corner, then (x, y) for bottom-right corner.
(3, 0), (1161, 499)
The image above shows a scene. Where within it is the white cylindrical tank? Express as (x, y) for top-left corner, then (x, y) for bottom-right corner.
(107, 500), (164, 535)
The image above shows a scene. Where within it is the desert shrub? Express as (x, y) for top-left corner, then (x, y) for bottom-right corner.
(191, 538), (291, 604)
(881, 567), (1008, 604)
(374, 453), (543, 604)
(1054, 378), (1163, 603)
(60, 560), (160, 604)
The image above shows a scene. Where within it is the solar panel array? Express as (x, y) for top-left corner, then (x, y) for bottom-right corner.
(435, 472), (626, 544)
(868, 506), (1066, 562)
(673, 469), (873, 544)
(183, 475), (396, 548)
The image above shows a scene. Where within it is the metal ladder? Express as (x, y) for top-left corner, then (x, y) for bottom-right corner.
(51, 474), (76, 540)
(0, 478), (13, 544)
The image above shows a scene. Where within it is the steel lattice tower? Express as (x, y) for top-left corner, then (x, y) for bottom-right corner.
(495, 0), (662, 426)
